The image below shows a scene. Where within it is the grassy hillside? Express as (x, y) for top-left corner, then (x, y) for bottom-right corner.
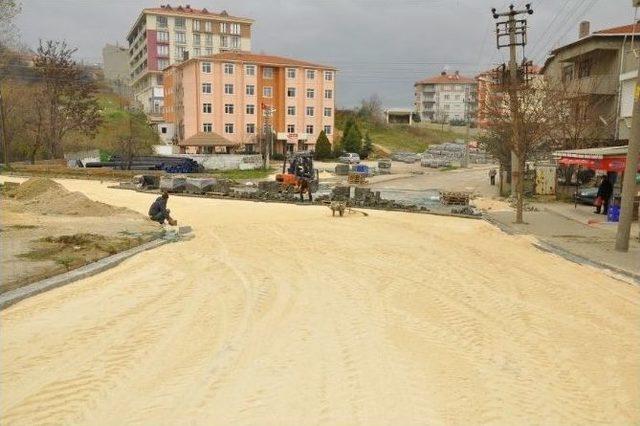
(335, 110), (459, 154)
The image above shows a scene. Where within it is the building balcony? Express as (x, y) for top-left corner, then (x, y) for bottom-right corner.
(564, 75), (618, 96)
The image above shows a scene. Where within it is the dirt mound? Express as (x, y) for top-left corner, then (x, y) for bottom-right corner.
(11, 178), (132, 217)
(12, 178), (67, 200)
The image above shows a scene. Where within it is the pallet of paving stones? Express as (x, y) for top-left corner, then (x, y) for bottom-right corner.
(347, 172), (368, 185)
(440, 191), (470, 205)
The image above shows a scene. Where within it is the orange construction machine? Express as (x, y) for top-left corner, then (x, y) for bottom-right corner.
(275, 151), (319, 202)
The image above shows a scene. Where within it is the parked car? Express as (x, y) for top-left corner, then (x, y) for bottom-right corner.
(338, 153), (361, 164)
(573, 186), (598, 205)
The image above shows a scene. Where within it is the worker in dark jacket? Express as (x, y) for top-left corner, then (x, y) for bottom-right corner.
(149, 191), (177, 225)
(595, 175), (613, 215)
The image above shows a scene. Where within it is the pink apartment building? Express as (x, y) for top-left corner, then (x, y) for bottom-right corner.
(164, 52), (336, 154)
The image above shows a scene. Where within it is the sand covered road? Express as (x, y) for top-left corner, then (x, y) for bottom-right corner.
(1, 178), (639, 425)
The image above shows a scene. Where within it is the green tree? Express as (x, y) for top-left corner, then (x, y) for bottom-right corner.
(360, 132), (373, 159)
(97, 108), (157, 169)
(341, 125), (362, 154)
(314, 130), (332, 160)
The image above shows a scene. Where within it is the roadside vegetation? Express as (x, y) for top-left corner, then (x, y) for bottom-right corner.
(333, 95), (460, 157)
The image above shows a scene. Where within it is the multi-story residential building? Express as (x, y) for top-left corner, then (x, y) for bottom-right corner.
(163, 52), (336, 154)
(414, 71), (477, 123)
(126, 4), (253, 122)
(541, 21), (639, 142)
(102, 43), (132, 98)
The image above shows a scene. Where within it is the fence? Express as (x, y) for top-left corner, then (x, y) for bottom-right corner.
(176, 154), (263, 171)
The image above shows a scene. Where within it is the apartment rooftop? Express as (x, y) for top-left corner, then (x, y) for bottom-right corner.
(415, 71), (476, 86)
(143, 4), (254, 23)
(167, 51), (337, 71)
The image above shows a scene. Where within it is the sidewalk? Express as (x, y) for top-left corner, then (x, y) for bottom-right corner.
(485, 202), (640, 282)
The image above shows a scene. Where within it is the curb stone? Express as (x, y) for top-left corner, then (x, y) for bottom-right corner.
(0, 237), (171, 310)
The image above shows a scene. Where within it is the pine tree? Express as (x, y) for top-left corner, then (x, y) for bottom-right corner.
(341, 125), (362, 154)
(361, 132), (373, 159)
(314, 130), (332, 160)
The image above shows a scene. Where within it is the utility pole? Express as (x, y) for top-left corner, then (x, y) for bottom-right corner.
(492, 3), (533, 223)
(262, 104), (276, 170)
(461, 86), (471, 168)
(614, 31), (640, 251)
(0, 84), (9, 166)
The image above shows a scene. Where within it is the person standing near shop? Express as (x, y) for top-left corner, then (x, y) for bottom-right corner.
(594, 175), (613, 215)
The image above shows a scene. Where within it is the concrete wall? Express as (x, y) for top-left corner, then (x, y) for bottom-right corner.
(177, 153), (262, 170)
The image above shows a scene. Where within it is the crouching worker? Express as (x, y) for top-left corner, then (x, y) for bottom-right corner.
(149, 191), (177, 226)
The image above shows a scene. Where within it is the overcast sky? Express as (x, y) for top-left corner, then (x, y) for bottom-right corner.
(15, 0), (635, 107)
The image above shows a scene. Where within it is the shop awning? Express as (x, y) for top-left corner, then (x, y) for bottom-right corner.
(554, 146), (640, 172)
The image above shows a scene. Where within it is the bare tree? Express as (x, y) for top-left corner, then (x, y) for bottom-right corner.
(543, 75), (612, 150)
(33, 40), (102, 158)
(358, 94), (385, 126)
(482, 78), (552, 222)
(0, 0), (21, 47)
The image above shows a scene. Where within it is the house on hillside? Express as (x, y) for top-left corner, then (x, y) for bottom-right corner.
(414, 71), (477, 123)
(541, 21), (639, 144)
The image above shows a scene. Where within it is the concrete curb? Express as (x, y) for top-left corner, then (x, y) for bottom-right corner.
(0, 238), (170, 310)
(483, 217), (640, 285)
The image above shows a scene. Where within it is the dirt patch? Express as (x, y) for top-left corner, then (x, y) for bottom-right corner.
(4, 178), (132, 217)
(1, 179), (161, 293)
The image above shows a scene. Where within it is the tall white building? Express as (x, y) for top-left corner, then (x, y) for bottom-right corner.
(126, 4), (253, 122)
(414, 71), (477, 123)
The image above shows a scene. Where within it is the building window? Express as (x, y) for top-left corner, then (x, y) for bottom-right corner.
(203, 123), (212, 133)
(174, 31), (186, 44)
(231, 36), (241, 49)
(246, 123), (256, 134)
(324, 89), (332, 99)
(287, 106), (296, 116)
(287, 68), (296, 79)
(220, 35), (229, 48)
(224, 103), (234, 114)
(225, 123), (234, 134)
(157, 31), (169, 42)
(175, 17), (186, 29)
(246, 84), (255, 96)
(306, 69), (315, 79)
(193, 20), (201, 31)
(306, 125), (314, 134)
(161, 127), (168, 134)
(578, 59), (592, 78)
(444, 94), (450, 100)
(246, 104), (255, 114)
(224, 63), (234, 74)
(263, 67), (274, 79)
(204, 21), (212, 32)
(205, 47), (213, 55)
(324, 125), (332, 135)
(245, 65), (256, 76)
(454, 85), (461, 91)
(454, 94), (460, 101)
(287, 87), (296, 97)
(306, 88), (314, 99)
(202, 83), (212, 94)
(203, 103), (212, 113)
(157, 16), (168, 28)
(205, 34), (213, 46)
(202, 62), (211, 73)
(220, 22), (229, 33)
(324, 71), (333, 81)
(175, 46), (186, 60)
(193, 33), (201, 45)
(230, 23), (241, 34)
(287, 124), (295, 133)
(324, 107), (332, 117)
(158, 59), (169, 70)
(306, 106), (314, 117)
(224, 84), (234, 95)
(263, 86), (273, 98)
(157, 45), (169, 56)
